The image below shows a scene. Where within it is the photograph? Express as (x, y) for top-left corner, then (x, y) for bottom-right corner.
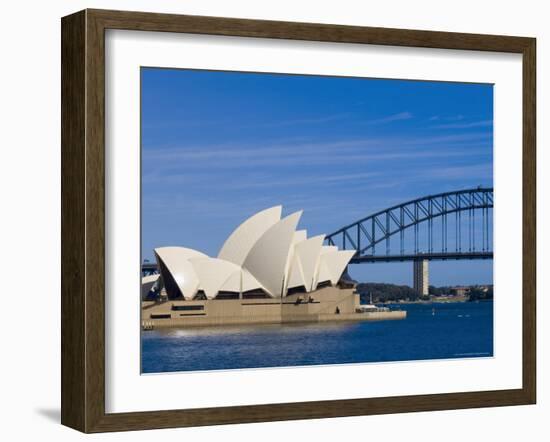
(1, 0), (540, 437)
(140, 68), (495, 374)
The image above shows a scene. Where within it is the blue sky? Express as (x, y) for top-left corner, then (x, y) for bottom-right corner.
(141, 68), (493, 286)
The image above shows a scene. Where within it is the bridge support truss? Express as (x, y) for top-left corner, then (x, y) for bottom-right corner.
(325, 187), (494, 291)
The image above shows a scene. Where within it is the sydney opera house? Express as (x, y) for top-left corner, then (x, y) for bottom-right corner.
(141, 206), (405, 327)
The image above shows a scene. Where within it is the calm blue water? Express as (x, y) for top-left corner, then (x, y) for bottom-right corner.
(141, 302), (493, 373)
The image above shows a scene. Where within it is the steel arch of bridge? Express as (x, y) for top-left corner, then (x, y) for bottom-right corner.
(326, 187), (493, 263)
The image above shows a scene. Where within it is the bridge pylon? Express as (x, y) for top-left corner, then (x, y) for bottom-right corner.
(413, 259), (429, 297)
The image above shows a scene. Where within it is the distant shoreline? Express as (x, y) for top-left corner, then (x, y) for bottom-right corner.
(377, 298), (494, 305)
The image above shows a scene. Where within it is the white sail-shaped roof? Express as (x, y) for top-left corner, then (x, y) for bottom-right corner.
(283, 229), (308, 291)
(314, 259), (332, 288)
(218, 268), (266, 294)
(141, 274), (160, 299)
(155, 246), (208, 261)
(154, 247), (208, 299)
(286, 254), (306, 290)
(151, 207), (355, 300)
(190, 257), (241, 299)
(312, 245), (338, 288)
(218, 206), (282, 266)
(243, 211), (302, 297)
(292, 230), (307, 244)
(316, 250), (355, 287)
(294, 234), (325, 291)
(241, 269), (265, 292)
(320, 245), (338, 255)
(141, 274), (160, 285)
(219, 271), (241, 293)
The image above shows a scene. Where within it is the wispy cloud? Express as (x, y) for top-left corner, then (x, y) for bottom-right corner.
(218, 172), (380, 190)
(143, 113), (352, 131)
(142, 132), (492, 181)
(423, 162), (493, 180)
(378, 162), (493, 185)
(429, 114), (464, 122)
(143, 132), (491, 161)
(432, 119), (493, 129)
(366, 111), (413, 125)
(251, 113), (352, 128)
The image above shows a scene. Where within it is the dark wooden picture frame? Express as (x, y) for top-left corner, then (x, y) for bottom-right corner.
(61, 9), (536, 433)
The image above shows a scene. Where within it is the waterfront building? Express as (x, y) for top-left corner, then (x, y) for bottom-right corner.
(142, 206), (405, 327)
(450, 286), (470, 297)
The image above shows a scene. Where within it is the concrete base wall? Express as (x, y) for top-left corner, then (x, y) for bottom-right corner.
(142, 286), (406, 329)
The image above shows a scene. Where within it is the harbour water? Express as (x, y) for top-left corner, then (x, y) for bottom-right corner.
(141, 301), (493, 374)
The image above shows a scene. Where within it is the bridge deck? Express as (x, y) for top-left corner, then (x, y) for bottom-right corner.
(351, 251), (493, 263)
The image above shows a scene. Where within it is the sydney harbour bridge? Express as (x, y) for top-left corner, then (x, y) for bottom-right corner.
(325, 187), (493, 295)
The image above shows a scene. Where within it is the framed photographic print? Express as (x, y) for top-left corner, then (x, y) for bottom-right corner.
(61, 9), (536, 433)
